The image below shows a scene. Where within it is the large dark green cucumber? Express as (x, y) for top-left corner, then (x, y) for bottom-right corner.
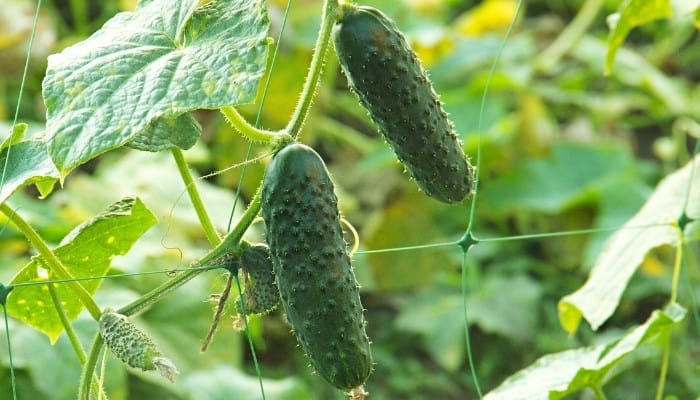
(236, 244), (279, 315)
(333, 4), (474, 203)
(261, 143), (372, 392)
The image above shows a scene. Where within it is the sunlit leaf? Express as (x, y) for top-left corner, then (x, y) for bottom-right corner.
(42, 0), (269, 176)
(0, 140), (59, 204)
(605, 0), (672, 74)
(559, 154), (699, 333)
(6, 197), (157, 342)
(485, 304), (685, 400)
(1, 122), (27, 150)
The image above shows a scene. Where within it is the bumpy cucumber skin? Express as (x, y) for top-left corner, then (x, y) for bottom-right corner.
(236, 244), (280, 315)
(261, 143), (372, 391)
(99, 311), (161, 371)
(333, 4), (473, 203)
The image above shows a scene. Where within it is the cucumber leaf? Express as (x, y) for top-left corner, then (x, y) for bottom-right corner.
(396, 275), (541, 371)
(6, 197), (157, 343)
(478, 142), (635, 213)
(0, 140), (59, 204)
(605, 0), (672, 74)
(1, 123), (27, 150)
(484, 303), (685, 400)
(42, 0), (269, 177)
(126, 113), (201, 152)
(559, 154), (699, 334)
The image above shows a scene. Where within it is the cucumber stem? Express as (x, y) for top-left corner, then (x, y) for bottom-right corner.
(0, 203), (101, 320)
(654, 235), (684, 400)
(285, 0), (339, 138)
(171, 147), (220, 246)
(221, 105), (281, 143)
(592, 385), (608, 400)
(78, 333), (104, 400)
(48, 284), (87, 363)
(669, 232), (684, 304)
(52, 287), (110, 399)
(114, 185), (269, 317)
(116, 264), (205, 317)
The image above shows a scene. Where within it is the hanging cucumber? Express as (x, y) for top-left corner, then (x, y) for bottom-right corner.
(333, 3), (474, 203)
(236, 243), (280, 316)
(261, 143), (372, 395)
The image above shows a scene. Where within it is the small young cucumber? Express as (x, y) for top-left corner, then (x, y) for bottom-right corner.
(333, 4), (474, 203)
(99, 310), (178, 382)
(261, 143), (372, 392)
(236, 244), (279, 315)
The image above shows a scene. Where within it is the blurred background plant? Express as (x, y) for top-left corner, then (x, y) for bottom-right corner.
(1, 0), (699, 399)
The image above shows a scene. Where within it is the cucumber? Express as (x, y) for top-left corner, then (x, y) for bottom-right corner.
(333, 4), (474, 203)
(236, 244), (279, 315)
(99, 310), (178, 382)
(261, 143), (372, 392)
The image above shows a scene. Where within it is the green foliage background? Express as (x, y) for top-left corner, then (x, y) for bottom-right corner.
(1, 0), (699, 399)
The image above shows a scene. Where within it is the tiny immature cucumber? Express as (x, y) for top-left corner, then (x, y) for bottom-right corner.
(333, 3), (474, 203)
(236, 243), (280, 316)
(261, 143), (372, 394)
(99, 310), (178, 382)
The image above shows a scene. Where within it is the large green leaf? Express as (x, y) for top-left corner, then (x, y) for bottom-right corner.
(605, 0), (672, 74)
(478, 142), (635, 213)
(559, 154), (699, 334)
(42, 0), (269, 177)
(395, 275), (541, 371)
(484, 303), (686, 400)
(0, 140), (59, 203)
(6, 197), (157, 342)
(126, 113), (202, 152)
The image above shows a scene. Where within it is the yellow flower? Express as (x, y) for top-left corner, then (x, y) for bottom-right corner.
(454, 0), (519, 37)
